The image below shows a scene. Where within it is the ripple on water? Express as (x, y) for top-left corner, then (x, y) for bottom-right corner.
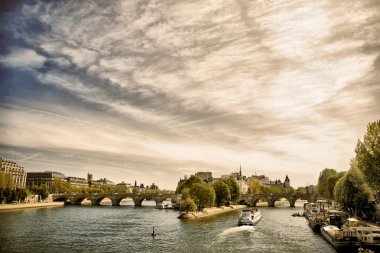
(0, 204), (336, 253)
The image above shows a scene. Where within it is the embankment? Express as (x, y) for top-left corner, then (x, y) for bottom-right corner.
(178, 205), (246, 219)
(0, 202), (64, 211)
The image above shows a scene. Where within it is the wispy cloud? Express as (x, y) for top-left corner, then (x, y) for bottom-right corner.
(0, 0), (379, 189)
(0, 47), (46, 69)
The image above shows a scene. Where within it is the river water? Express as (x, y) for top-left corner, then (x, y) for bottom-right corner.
(0, 200), (335, 253)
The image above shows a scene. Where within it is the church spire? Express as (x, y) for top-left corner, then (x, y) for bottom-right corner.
(239, 164), (242, 176)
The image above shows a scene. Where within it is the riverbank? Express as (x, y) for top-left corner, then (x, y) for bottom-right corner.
(0, 202), (64, 211)
(178, 205), (246, 219)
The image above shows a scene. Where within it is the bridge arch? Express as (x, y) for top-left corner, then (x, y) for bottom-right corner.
(154, 196), (172, 205)
(251, 197), (269, 207)
(238, 199), (248, 205)
(110, 196), (130, 206)
(52, 193), (180, 207)
(53, 197), (70, 205)
(90, 196), (113, 206)
(71, 196), (87, 205)
(271, 197), (292, 207)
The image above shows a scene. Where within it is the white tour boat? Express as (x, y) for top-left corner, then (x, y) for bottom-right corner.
(238, 208), (262, 226)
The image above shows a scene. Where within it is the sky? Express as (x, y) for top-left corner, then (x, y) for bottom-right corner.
(0, 0), (379, 190)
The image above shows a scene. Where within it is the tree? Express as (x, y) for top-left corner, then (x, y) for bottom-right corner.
(189, 183), (215, 211)
(50, 178), (70, 193)
(176, 175), (203, 194)
(355, 120), (380, 192)
(267, 186), (283, 195)
(31, 185), (50, 201)
(220, 177), (240, 202)
(14, 188), (27, 202)
(317, 168), (338, 199)
(248, 179), (262, 194)
(334, 160), (373, 216)
(327, 172), (345, 200)
(0, 172), (14, 190)
(213, 181), (231, 206)
(295, 187), (305, 195)
(181, 188), (191, 200)
(181, 198), (196, 213)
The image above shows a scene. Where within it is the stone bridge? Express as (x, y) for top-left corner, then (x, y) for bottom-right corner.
(53, 192), (180, 207)
(239, 193), (318, 207)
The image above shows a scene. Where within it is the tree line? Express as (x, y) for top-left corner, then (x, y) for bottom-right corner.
(176, 175), (241, 212)
(317, 119), (379, 219)
(247, 179), (296, 195)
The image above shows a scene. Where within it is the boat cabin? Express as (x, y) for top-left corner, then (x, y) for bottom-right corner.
(356, 227), (380, 243)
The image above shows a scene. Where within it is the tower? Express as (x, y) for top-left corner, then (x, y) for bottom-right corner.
(87, 172), (93, 186)
(284, 175), (290, 188)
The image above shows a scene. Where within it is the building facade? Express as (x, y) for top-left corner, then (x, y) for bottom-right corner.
(184, 166), (291, 195)
(0, 158), (27, 188)
(26, 171), (65, 189)
(305, 185), (317, 195)
(66, 177), (88, 187)
(195, 172), (213, 183)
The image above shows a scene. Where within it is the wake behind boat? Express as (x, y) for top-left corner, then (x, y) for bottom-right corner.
(238, 208), (262, 226)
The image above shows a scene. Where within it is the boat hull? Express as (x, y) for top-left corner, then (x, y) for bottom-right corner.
(320, 226), (358, 253)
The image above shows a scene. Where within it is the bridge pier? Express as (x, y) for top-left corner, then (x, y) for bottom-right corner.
(154, 197), (167, 206)
(132, 196), (145, 207)
(111, 197), (124, 206)
(69, 197), (86, 205)
(90, 198), (102, 206)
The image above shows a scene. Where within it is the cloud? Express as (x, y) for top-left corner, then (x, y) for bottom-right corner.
(0, 47), (46, 69)
(0, 0), (379, 189)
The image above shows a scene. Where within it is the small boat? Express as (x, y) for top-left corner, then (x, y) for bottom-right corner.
(238, 208), (262, 226)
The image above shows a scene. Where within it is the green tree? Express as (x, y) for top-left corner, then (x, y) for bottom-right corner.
(31, 185), (50, 201)
(295, 187), (305, 195)
(220, 177), (240, 202)
(333, 160), (373, 216)
(189, 183), (215, 211)
(327, 172), (345, 200)
(213, 181), (231, 206)
(4, 188), (12, 203)
(0, 172), (15, 190)
(248, 179), (262, 194)
(181, 188), (191, 200)
(13, 188), (27, 202)
(355, 120), (380, 192)
(181, 198), (197, 213)
(50, 178), (70, 193)
(176, 175), (204, 194)
(317, 168), (338, 199)
(267, 186), (284, 195)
